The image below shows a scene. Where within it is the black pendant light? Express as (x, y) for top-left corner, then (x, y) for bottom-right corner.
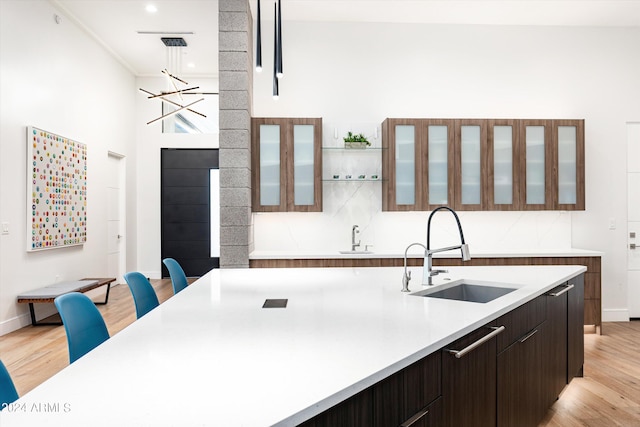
(256, 0), (262, 72)
(276, 0), (283, 78)
(272, 2), (279, 99)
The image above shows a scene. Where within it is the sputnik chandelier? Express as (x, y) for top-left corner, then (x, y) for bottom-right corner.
(139, 37), (207, 125)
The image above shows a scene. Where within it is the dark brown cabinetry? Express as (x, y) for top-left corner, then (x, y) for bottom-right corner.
(442, 322), (500, 427)
(496, 297), (548, 427)
(299, 352), (441, 427)
(568, 274), (585, 378)
(382, 117), (585, 212)
(546, 284), (569, 402)
(545, 274), (585, 409)
(298, 274), (585, 427)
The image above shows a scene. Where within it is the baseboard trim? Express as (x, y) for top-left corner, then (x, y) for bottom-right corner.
(139, 270), (162, 280)
(0, 312), (32, 336)
(602, 309), (630, 322)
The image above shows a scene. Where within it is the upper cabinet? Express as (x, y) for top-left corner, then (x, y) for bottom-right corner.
(383, 117), (584, 212)
(382, 119), (455, 211)
(251, 117), (322, 212)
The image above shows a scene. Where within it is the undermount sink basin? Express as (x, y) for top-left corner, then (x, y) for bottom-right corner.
(339, 250), (373, 254)
(410, 281), (517, 303)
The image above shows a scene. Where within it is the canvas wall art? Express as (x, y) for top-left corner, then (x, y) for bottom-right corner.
(27, 126), (87, 251)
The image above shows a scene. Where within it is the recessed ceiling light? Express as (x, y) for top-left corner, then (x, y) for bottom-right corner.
(146, 4), (158, 13)
(187, 63), (195, 68)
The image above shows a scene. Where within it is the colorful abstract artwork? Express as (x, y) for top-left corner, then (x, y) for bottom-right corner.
(27, 126), (87, 251)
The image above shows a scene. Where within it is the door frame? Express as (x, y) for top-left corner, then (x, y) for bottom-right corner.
(107, 151), (126, 285)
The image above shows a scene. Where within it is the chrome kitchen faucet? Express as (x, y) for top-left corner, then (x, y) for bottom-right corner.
(351, 225), (361, 251)
(401, 207), (471, 292)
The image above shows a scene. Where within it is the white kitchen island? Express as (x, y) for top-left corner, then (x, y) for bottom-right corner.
(0, 265), (585, 426)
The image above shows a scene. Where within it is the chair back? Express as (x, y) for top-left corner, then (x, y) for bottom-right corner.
(0, 359), (19, 407)
(54, 292), (110, 363)
(123, 272), (160, 319)
(163, 258), (188, 294)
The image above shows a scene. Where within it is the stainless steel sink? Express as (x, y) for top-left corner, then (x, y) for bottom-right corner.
(339, 250), (373, 254)
(410, 281), (517, 303)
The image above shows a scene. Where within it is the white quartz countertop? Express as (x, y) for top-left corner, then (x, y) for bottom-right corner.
(250, 247), (603, 259)
(2, 265), (586, 427)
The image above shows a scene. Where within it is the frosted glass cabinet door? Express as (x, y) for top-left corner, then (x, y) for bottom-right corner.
(524, 124), (548, 207)
(293, 124), (315, 206)
(395, 125), (416, 205)
(554, 119), (584, 210)
(259, 124), (281, 206)
(487, 119), (520, 210)
(493, 125), (514, 205)
(460, 125), (482, 206)
(557, 126), (577, 204)
(428, 125), (450, 206)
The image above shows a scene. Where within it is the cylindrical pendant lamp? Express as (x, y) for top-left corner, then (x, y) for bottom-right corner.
(276, 0), (283, 78)
(256, 0), (262, 72)
(272, 2), (279, 99)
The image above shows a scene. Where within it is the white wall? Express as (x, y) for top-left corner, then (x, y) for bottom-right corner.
(252, 21), (640, 320)
(0, 0), (136, 333)
(134, 76), (219, 279)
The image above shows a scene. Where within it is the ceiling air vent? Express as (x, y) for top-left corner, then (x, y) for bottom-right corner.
(161, 37), (187, 47)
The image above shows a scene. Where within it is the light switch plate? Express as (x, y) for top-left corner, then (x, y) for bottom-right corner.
(1, 222), (8, 235)
(609, 218), (616, 230)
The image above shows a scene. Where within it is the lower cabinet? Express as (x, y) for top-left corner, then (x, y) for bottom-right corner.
(568, 274), (585, 379)
(298, 352), (441, 427)
(297, 274), (584, 427)
(441, 322), (499, 427)
(494, 295), (548, 427)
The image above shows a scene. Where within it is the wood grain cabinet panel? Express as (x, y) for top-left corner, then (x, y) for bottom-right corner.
(568, 274), (585, 378)
(546, 286), (569, 403)
(298, 351), (441, 427)
(497, 321), (548, 427)
(442, 321), (498, 427)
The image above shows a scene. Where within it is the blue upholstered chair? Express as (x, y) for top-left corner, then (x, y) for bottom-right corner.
(0, 359), (19, 408)
(162, 258), (189, 295)
(54, 293), (110, 364)
(123, 272), (160, 319)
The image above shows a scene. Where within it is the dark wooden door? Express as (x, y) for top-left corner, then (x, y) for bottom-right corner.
(568, 274), (585, 379)
(497, 322), (547, 427)
(546, 285), (568, 403)
(161, 148), (219, 277)
(442, 322), (498, 427)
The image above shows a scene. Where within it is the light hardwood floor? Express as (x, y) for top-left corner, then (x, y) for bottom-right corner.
(1, 282), (639, 426)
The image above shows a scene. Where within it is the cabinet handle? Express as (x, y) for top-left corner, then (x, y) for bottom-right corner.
(446, 326), (505, 359)
(518, 328), (538, 343)
(400, 407), (430, 427)
(547, 283), (575, 297)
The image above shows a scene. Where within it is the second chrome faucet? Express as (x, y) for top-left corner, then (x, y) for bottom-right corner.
(351, 225), (361, 251)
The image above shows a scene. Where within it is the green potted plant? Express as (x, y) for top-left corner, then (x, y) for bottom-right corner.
(343, 131), (371, 149)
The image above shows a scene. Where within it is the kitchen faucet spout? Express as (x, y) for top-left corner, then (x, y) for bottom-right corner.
(351, 225), (361, 252)
(423, 207), (471, 286)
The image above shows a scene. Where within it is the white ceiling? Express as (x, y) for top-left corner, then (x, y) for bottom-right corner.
(52, 0), (640, 77)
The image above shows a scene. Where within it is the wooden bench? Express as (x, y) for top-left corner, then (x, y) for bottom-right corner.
(17, 277), (116, 326)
